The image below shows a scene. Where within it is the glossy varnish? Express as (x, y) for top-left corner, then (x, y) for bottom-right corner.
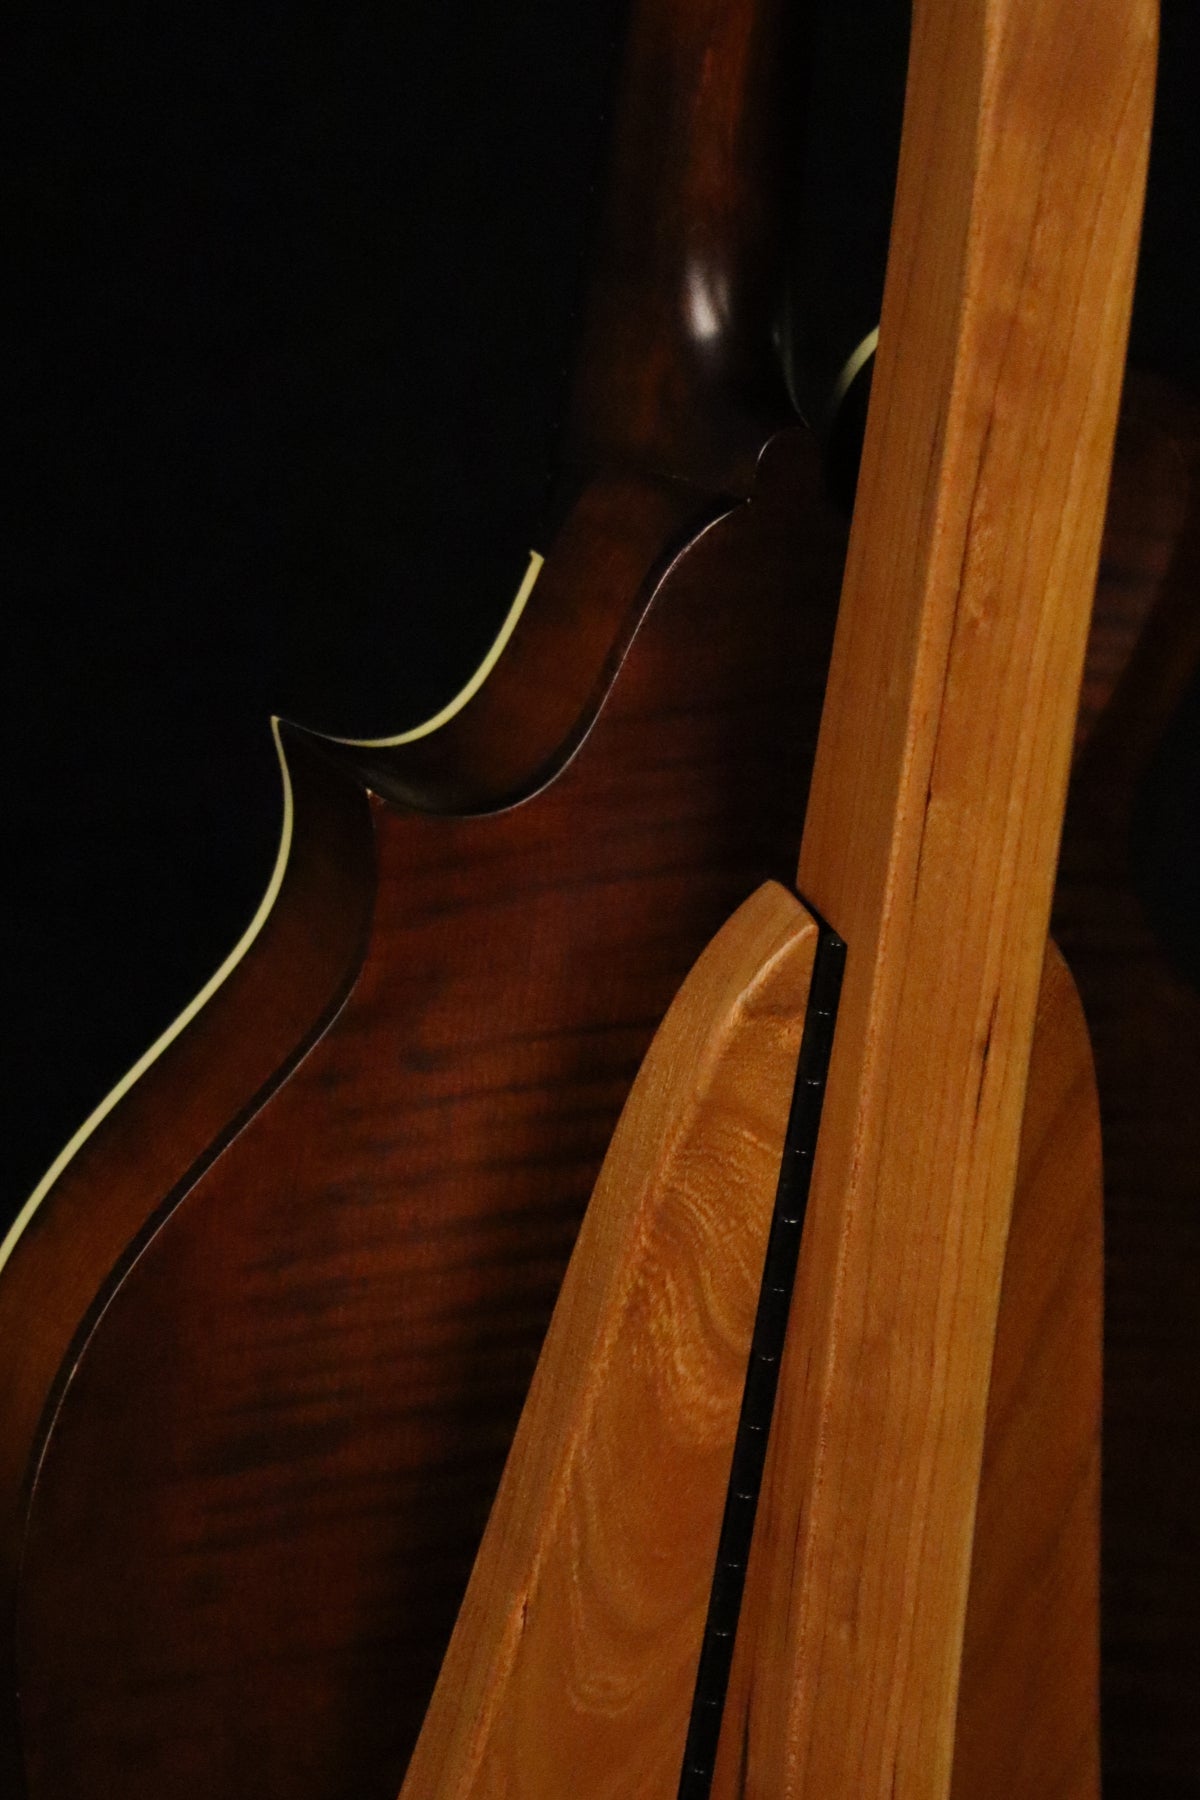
(0, 0), (835, 1787)
(5, 432), (844, 1799)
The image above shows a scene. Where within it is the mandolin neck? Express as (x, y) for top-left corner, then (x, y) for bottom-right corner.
(564, 0), (805, 496)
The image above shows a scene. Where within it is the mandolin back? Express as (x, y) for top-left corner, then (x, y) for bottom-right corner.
(0, 432), (845, 1800)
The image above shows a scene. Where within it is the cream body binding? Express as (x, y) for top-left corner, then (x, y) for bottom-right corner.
(0, 549), (544, 1275)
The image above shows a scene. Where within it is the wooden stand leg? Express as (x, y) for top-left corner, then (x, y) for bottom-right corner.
(401, 881), (821, 1799)
(952, 943), (1103, 1800)
(404, 922), (1103, 1800)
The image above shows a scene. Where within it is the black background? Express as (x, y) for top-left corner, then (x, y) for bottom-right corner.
(4, 0), (1199, 1226)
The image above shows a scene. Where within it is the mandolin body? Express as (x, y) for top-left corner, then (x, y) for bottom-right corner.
(0, 0), (835, 1783)
(0, 432), (846, 1800)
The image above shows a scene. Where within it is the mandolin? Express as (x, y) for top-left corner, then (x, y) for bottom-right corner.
(0, 0), (1185, 1794)
(0, 2), (844, 1793)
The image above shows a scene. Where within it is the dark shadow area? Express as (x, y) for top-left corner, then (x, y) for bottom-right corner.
(3, 0), (628, 1208)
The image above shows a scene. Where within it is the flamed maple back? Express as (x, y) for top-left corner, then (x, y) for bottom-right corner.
(0, 2), (845, 1794)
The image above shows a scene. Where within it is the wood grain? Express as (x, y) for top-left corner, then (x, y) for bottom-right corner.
(400, 882), (818, 1800)
(399, 922), (1104, 1800)
(5, 430), (846, 1800)
(713, 2), (1154, 1794)
(0, 0), (1180, 1788)
(0, 0), (842, 1784)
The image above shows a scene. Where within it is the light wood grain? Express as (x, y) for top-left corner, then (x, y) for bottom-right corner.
(713, 944), (1104, 1800)
(712, 1), (1154, 1795)
(400, 881), (818, 1800)
(401, 926), (1104, 1800)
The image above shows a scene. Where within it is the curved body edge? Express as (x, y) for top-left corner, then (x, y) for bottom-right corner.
(0, 728), (378, 1789)
(1, 426), (847, 1799)
(0, 451), (738, 1292)
(313, 463), (750, 816)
